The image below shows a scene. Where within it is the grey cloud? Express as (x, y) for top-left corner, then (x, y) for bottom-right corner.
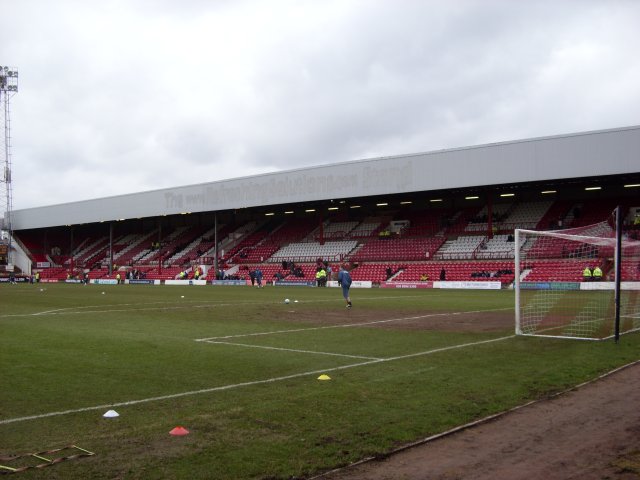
(4, 0), (640, 209)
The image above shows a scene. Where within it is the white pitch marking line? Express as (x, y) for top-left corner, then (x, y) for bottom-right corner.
(0, 359), (380, 426)
(33, 307), (73, 315)
(0, 334), (514, 426)
(0, 299), (250, 319)
(29, 300), (176, 316)
(0, 294), (441, 319)
(204, 340), (383, 360)
(0, 303), (237, 318)
(195, 307), (512, 342)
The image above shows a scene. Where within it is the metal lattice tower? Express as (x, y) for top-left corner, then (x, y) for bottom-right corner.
(0, 66), (18, 266)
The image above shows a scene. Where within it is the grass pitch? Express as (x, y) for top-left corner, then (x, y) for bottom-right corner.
(1, 283), (639, 479)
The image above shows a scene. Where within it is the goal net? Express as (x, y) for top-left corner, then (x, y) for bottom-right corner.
(515, 209), (640, 340)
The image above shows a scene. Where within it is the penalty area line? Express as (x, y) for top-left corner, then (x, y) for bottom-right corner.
(204, 340), (383, 360)
(0, 334), (513, 426)
(195, 307), (512, 341)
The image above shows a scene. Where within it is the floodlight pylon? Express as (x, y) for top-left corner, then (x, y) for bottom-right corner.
(0, 66), (18, 267)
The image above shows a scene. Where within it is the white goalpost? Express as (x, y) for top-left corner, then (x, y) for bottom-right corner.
(515, 208), (640, 341)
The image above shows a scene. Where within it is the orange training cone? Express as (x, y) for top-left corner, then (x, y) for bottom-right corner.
(169, 426), (190, 436)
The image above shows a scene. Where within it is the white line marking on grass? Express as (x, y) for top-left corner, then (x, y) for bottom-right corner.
(383, 335), (513, 361)
(0, 361), (382, 426)
(0, 294), (441, 319)
(32, 302), (174, 315)
(30, 301), (178, 316)
(195, 307), (512, 341)
(0, 302), (238, 318)
(204, 340), (383, 360)
(33, 307), (72, 315)
(0, 334), (513, 426)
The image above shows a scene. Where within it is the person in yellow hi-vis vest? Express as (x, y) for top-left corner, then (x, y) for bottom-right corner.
(592, 266), (603, 281)
(316, 268), (327, 287)
(582, 266), (592, 282)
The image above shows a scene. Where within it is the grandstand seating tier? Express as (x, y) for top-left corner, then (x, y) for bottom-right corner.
(16, 199), (638, 287)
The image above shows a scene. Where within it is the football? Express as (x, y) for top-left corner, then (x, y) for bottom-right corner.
(284, 299), (290, 304)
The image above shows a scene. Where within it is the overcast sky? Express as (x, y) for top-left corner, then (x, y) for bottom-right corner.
(3, 0), (640, 210)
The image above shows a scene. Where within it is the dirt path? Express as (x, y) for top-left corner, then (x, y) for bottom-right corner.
(317, 362), (640, 480)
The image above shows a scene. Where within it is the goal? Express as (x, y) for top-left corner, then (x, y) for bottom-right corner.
(515, 208), (640, 340)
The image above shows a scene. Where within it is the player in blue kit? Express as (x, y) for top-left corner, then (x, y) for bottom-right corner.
(337, 264), (353, 308)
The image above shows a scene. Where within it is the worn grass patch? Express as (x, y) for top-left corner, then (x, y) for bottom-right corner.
(612, 451), (640, 475)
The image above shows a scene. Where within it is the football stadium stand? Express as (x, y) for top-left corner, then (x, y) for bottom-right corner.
(12, 199), (640, 287)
